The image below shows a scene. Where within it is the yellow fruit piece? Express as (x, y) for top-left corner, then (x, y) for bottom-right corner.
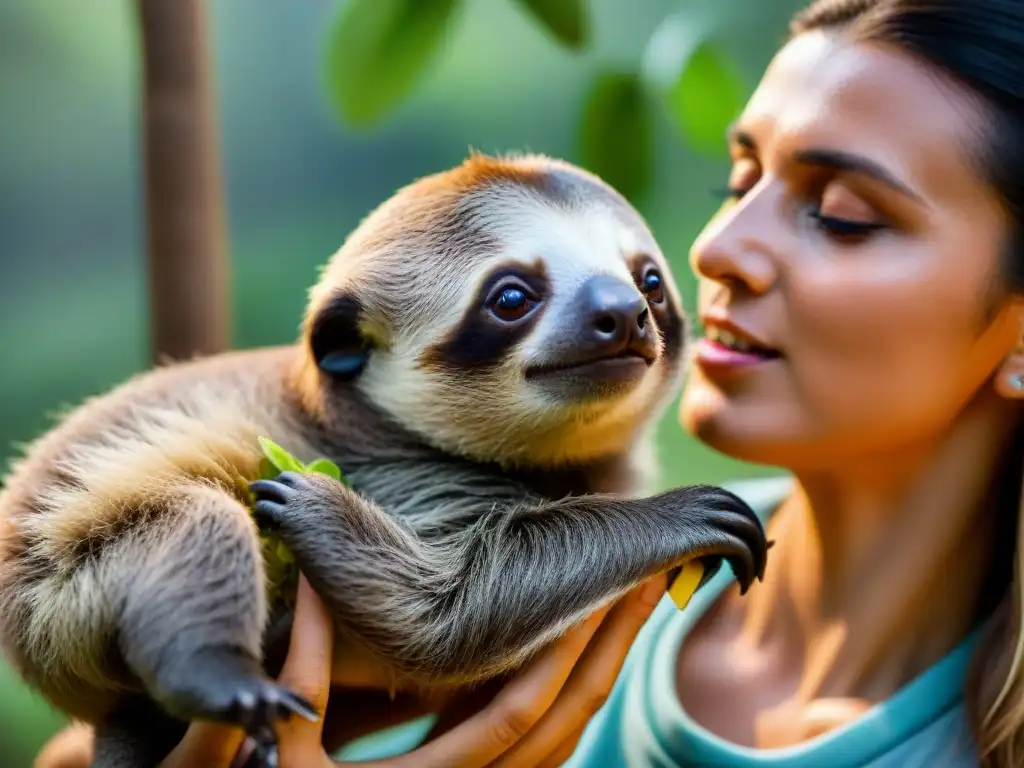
(667, 560), (705, 610)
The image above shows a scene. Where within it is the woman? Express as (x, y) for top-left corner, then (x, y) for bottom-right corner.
(561, 0), (1024, 764)
(35, 0), (1024, 765)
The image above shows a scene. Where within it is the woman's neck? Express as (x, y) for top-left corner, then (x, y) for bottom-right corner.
(736, 390), (1020, 734)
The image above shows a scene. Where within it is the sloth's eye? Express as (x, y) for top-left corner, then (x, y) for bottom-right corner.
(642, 270), (664, 304)
(490, 287), (533, 321)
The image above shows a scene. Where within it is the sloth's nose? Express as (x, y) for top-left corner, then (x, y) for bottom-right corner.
(580, 275), (649, 347)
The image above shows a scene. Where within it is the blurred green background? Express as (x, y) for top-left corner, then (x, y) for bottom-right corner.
(0, 0), (801, 763)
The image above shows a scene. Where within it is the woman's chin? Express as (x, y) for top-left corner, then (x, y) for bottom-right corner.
(678, 380), (797, 466)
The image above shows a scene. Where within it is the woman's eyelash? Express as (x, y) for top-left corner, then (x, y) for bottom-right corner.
(808, 211), (887, 238)
(709, 186), (887, 241)
(712, 185), (888, 239)
(710, 186), (746, 200)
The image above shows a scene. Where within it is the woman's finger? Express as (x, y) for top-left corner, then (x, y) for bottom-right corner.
(489, 574), (667, 768)
(535, 724), (587, 768)
(419, 678), (505, 743)
(266, 574), (336, 767)
(33, 723), (94, 768)
(159, 722), (247, 768)
(165, 578), (335, 768)
(277, 575), (335, 718)
(372, 600), (615, 768)
(32, 720), (248, 768)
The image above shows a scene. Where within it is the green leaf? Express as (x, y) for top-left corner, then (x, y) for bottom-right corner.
(257, 436), (306, 475)
(306, 458), (344, 482)
(512, 0), (587, 49)
(578, 71), (653, 204)
(257, 457), (278, 481)
(665, 41), (744, 156)
(323, 0), (460, 127)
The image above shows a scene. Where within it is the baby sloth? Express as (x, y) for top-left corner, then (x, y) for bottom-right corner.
(0, 152), (767, 767)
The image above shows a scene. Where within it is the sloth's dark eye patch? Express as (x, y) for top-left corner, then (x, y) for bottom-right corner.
(420, 260), (549, 371)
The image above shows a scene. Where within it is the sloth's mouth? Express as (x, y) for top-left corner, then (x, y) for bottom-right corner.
(524, 349), (654, 380)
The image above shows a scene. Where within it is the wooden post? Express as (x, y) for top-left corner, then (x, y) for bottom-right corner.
(135, 0), (230, 365)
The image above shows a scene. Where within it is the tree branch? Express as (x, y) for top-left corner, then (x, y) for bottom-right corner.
(136, 0), (230, 364)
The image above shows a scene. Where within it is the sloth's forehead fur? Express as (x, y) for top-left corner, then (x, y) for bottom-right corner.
(307, 151), (670, 346)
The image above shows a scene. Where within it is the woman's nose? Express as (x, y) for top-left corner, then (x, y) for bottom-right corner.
(690, 200), (780, 296)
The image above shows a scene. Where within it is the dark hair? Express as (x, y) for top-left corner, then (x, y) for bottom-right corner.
(791, 2), (1024, 765)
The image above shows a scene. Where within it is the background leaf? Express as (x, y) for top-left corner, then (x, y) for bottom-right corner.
(665, 40), (744, 156)
(324, 0), (460, 127)
(512, 0), (587, 49)
(578, 71), (653, 203)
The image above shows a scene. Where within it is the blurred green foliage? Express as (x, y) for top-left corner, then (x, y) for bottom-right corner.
(514, 0), (589, 48)
(0, 0), (803, 764)
(324, 0), (461, 127)
(322, 0), (748, 199)
(667, 41), (745, 156)
(580, 70), (654, 202)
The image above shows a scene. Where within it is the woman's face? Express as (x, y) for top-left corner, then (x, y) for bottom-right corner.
(679, 29), (1019, 471)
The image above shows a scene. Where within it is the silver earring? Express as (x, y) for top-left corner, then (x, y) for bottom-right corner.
(1010, 374), (1024, 390)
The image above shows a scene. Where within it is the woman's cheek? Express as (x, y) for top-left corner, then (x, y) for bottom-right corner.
(789, 326), (999, 453)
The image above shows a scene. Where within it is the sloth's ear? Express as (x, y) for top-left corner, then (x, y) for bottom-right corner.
(309, 294), (372, 380)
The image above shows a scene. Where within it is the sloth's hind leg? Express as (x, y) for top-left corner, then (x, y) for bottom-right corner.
(91, 694), (188, 768)
(110, 482), (317, 767)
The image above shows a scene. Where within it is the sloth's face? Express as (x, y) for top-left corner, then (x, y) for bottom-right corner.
(365, 193), (684, 467)
(308, 157), (688, 467)
(428, 228), (677, 409)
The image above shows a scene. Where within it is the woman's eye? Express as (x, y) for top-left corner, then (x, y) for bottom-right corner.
(809, 183), (888, 244)
(641, 270), (664, 304)
(489, 286), (534, 321)
(809, 211), (887, 243)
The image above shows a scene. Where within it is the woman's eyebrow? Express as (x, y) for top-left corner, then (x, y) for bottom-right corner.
(727, 125), (926, 205)
(792, 148), (925, 204)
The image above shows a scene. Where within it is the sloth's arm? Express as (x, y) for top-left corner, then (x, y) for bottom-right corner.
(250, 472), (767, 685)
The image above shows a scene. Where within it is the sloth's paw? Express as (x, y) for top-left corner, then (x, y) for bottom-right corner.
(153, 646), (318, 767)
(248, 471), (322, 530)
(660, 484), (770, 595)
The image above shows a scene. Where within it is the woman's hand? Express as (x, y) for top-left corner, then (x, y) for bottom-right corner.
(264, 572), (666, 768)
(34, 571), (666, 768)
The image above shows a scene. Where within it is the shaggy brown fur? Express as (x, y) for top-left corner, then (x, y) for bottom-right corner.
(0, 152), (767, 768)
